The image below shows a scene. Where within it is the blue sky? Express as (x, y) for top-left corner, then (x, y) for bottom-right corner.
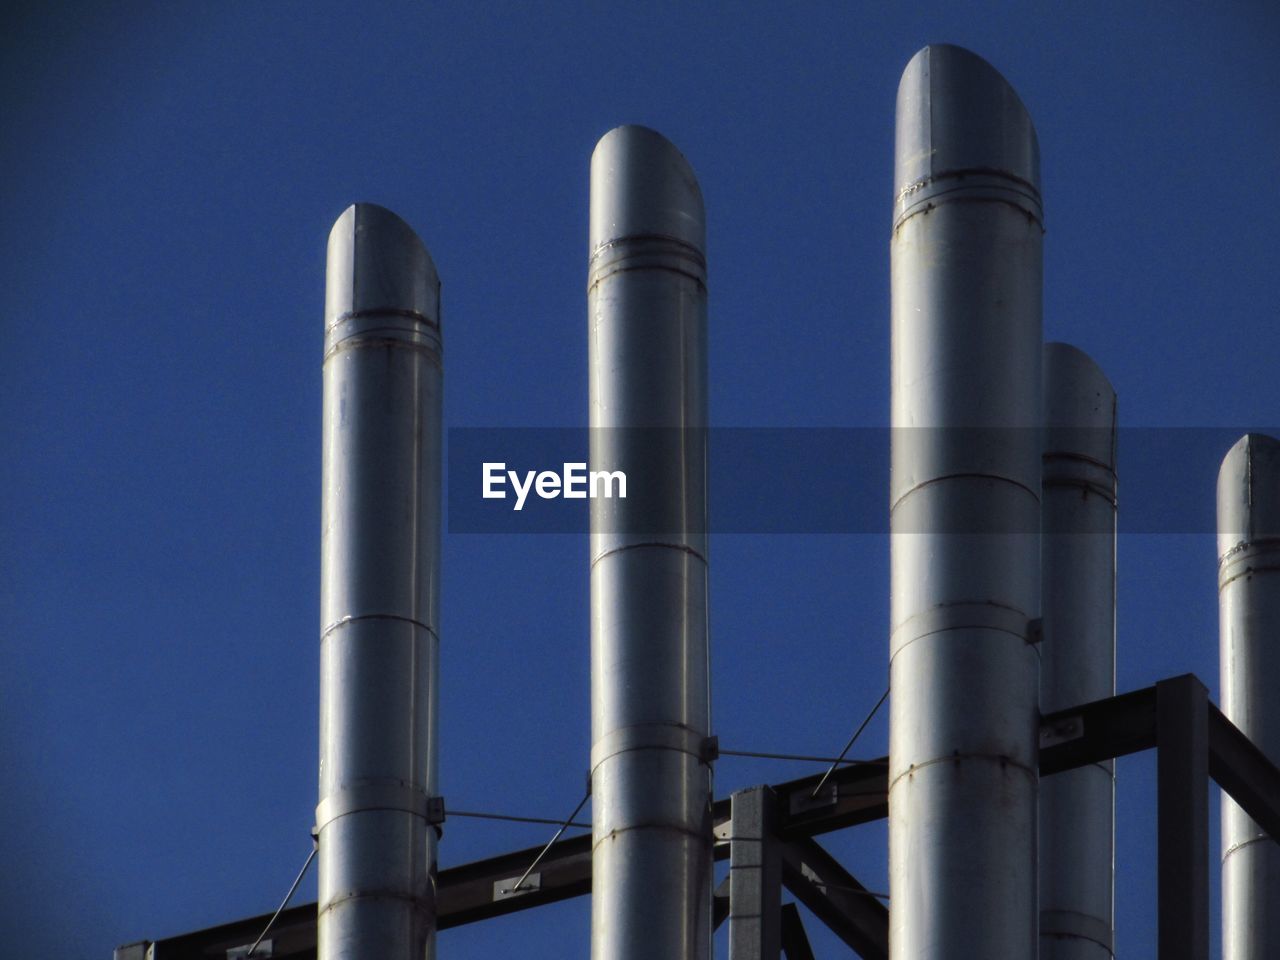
(3, 2), (1278, 956)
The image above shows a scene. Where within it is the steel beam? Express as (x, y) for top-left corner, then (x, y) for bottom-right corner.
(779, 905), (816, 960)
(714, 876), (731, 931)
(728, 787), (782, 960)
(130, 679), (1280, 960)
(1040, 686), (1157, 775)
(779, 836), (889, 960)
(1156, 675), (1209, 960)
(1209, 706), (1280, 843)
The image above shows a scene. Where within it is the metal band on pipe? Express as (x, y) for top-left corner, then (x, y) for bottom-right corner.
(1038, 910), (1114, 954)
(1218, 538), (1280, 589)
(894, 169), (1043, 231)
(590, 723), (715, 774)
(890, 602), (1033, 657)
(315, 782), (433, 831)
(1042, 453), (1117, 502)
(587, 234), (707, 291)
(324, 312), (442, 359)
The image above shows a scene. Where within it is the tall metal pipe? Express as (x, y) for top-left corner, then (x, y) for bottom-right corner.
(889, 44), (1043, 959)
(1040, 342), (1117, 959)
(1217, 433), (1280, 960)
(588, 124), (712, 960)
(317, 203), (442, 960)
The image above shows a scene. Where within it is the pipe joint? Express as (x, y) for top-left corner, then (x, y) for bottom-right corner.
(1039, 909), (1114, 955)
(890, 601), (1034, 657)
(590, 722), (715, 774)
(324, 310), (442, 361)
(588, 234), (707, 291)
(1218, 538), (1280, 590)
(316, 780), (435, 832)
(894, 169), (1042, 232)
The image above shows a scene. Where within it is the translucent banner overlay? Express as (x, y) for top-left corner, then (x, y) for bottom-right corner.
(447, 428), (1272, 534)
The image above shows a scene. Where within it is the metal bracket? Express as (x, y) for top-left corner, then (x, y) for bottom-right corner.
(703, 735), (720, 763)
(227, 941), (271, 959)
(789, 782), (838, 815)
(1040, 713), (1083, 749)
(1027, 617), (1044, 645)
(427, 796), (446, 825)
(493, 873), (542, 900)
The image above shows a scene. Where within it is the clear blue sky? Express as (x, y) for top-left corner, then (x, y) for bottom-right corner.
(3, 2), (1277, 956)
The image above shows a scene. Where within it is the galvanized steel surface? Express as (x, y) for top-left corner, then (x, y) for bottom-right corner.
(889, 44), (1043, 960)
(588, 125), (713, 960)
(1040, 343), (1118, 960)
(318, 204), (442, 960)
(1217, 434), (1280, 960)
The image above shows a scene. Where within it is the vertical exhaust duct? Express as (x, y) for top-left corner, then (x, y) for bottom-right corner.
(1217, 433), (1280, 960)
(889, 44), (1043, 959)
(588, 125), (712, 960)
(1040, 342), (1118, 959)
(318, 204), (442, 960)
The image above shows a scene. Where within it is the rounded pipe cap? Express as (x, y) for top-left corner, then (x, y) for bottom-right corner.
(894, 44), (1041, 226)
(325, 203), (440, 328)
(1043, 342), (1117, 469)
(589, 125), (705, 255)
(1218, 433), (1280, 561)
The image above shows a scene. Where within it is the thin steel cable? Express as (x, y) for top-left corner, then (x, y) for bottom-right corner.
(810, 687), (890, 799)
(245, 841), (317, 958)
(504, 790), (592, 894)
(449, 808), (591, 829)
(719, 748), (888, 766)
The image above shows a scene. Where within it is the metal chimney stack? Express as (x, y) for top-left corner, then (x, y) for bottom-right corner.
(588, 125), (712, 960)
(1217, 433), (1280, 960)
(889, 44), (1043, 959)
(1040, 342), (1117, 959)
(317, 204), (442, 960)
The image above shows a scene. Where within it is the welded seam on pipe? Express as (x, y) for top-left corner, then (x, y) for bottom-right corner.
(1039, 909), (1114, 954)
(896, 166), (1040, 201)
(1222, 834), (1276, 861)
(315, 781), (435, 828)
(1218, 562), (1280, 590)
(588, 237), (706, 290)
(320, 613), (439, 641)
(318, 892), (433, 917)
(1217, 536), (1280, 565)
(324, 339), (443, 364)
(1040, 478), (1118, 504)
(588, 233), (706, 265)
(894, 169), (1043, 230)
(889, 471), (1041, 515)
(887, 753), (1037, 793)
(895, 192), (1044, 231)
(889, 628), (1038, 666)
(890, 600), (1029, 639)
(327, 306), (440, 331)
(591, 722), (712, 772)
(590, 540), (707, 569)
(592, 822), (710, 846)
(1042, 450), (1116, 471)
(889, 602), (1035, 661)
(1218, 541), (1280, 588)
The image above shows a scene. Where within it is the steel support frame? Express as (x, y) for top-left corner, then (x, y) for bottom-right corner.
(728, 786), (783, 960)
(121, 675), (1280, 960)
(1156, 675), (1209, 960)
